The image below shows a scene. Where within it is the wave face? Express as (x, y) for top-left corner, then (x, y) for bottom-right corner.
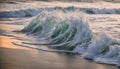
(15, 10), (120, 66)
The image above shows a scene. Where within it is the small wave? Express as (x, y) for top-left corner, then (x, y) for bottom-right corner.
(85, 8), (120, 14)
(0, 7), (120, 18)
(0, 8), (43, 18)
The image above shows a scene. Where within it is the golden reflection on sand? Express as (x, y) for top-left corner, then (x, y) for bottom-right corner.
(0, 36), (28, 50)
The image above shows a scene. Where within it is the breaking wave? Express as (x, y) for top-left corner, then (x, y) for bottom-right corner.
(0, 7), (120, 18)
(12, 10), (120, 66)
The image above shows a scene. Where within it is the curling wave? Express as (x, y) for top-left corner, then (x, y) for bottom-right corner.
(13, 10), (120, 66)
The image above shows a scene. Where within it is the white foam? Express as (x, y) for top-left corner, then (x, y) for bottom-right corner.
(12, 10), (120, 66)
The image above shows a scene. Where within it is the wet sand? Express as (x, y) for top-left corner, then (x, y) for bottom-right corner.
(0, 20), (119, 69)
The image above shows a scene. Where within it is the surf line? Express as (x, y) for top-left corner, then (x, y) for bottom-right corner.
(12, 42), (75, 53)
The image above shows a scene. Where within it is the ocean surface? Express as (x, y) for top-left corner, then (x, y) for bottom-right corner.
(0, 1), (120, 69)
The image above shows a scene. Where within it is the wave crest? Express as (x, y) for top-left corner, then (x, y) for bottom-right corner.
(14, 10), (120, 66)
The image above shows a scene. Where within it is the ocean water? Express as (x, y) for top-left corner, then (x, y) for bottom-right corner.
(0, 1), (120, 67)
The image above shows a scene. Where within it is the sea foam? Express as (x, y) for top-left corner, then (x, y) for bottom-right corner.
(13, 10), (120, 66)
